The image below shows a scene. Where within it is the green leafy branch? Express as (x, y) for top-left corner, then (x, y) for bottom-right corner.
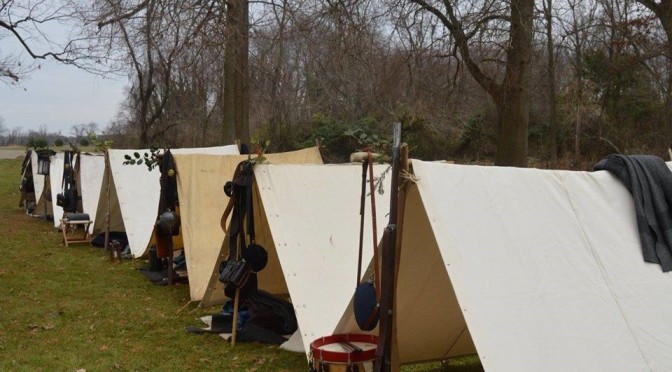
(343, 127), (390, 155)
(123, 148), (160, 171)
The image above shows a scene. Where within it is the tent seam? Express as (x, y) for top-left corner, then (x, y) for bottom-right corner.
(556, 171), (652, 371)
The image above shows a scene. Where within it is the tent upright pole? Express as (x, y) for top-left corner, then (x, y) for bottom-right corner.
(104, 150), (111, 258)
(390, 144), (409, 372)
(375, 123), (402, 372)
(231, 288), (241, 346)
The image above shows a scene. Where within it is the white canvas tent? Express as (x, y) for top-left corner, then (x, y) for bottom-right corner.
(194, 158), (672, 369)
(172, 147), (323, 302)
(78, 153), (106, 234)
(331, 160), (672, 369)
(30, 151), (46, 206)
(49, 152), (66, 227)
(198, 162), (392, 354)
(47, 152), (106, 232)
(91, 145), (239, 257)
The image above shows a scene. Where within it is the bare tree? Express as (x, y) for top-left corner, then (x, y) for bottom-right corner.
(0, 0), (112, 85)
(88, 0), (217, 146)
(86, 122), (99, 135)
(406, 0), (535, 166)
(38, 123), (47, 137)
(71, 123), (88, 140)
(636, 0), (672, 104)
(6, 126), (22, 145)
(632, 0), (672, 152)
(556, 0), (598, 166)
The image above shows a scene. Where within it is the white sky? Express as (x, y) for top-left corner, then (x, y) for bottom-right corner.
(0, 59), (127, 136)
(1, 8), (128, 137)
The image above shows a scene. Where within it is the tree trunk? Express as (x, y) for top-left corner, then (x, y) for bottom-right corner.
(494, 89), (529, 167)
(545, 0), (558, 168)
(494, 0), (534, 167)
(573, 47), (582, 167)
(222, 0), (249, 145)
(237, 0), (249, 144)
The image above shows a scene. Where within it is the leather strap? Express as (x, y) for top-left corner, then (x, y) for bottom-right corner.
(368, 152), (380, 301)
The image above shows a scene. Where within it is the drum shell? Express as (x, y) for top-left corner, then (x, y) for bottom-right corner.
(309, 334), (378, 372)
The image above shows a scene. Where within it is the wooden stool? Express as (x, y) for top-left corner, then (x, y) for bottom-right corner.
(61, 213), (92, 247)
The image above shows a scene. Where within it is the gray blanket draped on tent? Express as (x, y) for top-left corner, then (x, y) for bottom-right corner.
(594, 155), (672, 271)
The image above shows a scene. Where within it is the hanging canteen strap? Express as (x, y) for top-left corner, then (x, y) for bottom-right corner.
(367, 151), (380, 302)
(246, 172), (255, 244)
(353, 151), (382, 331)
(356, 160), (367, 287)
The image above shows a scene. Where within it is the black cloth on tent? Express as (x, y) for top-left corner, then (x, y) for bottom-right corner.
(243, 290), (298, 335)
(59, 151), (78, 213)
(185, 290), (295, 345)
(594, 155), (672, 271)
(21, 150), (32, 178)
(158, 150), (178, 215)
(21, 171), (34, 193)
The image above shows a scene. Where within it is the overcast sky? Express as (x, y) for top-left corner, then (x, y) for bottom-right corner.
(0, 60), (127, 136)
(1, 10), (128, 137)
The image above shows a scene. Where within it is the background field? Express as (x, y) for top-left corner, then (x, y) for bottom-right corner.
(0, 157), (481, 371)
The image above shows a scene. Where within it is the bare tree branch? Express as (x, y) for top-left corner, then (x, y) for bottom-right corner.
(97, 0), (150, 29)
(408, 0), (499, 97)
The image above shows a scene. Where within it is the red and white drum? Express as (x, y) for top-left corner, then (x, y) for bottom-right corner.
(310, 334), (378, 372)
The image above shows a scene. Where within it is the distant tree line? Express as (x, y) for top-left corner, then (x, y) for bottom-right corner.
(0, 118), (98, 148)
(3, 0), (672, 168)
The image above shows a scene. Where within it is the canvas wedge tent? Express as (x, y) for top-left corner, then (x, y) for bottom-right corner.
(91, 145), (239, 258)
(31, 151), (52, 217)
(49, 151), (83, 228)
(77, 153), (106, 234)
(48, 152), (105, 233)
(329, 160), (672, 369)
(48, 152), (66, 227)
(196, 162), (392, 353)
(18, 150), (33, 209)
(172, 147), (323, 302)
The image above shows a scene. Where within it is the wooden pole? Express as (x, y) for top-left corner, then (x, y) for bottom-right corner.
(167, 236), (174, 285)
(390, 145), (409, 372)
(374, 123), (402, 372)
(231, 287), (241, 346)
(104, 150), (111, 258)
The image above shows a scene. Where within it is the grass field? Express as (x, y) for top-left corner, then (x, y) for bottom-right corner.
(0, 157), (482, 371)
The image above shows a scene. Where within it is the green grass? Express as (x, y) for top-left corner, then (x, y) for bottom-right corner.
(0, 158), (482, 371)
